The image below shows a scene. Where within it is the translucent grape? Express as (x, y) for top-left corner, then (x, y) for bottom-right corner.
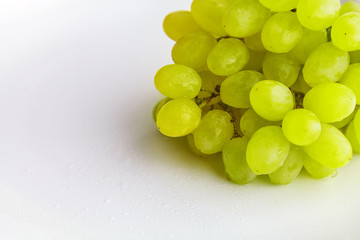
(331, 12), (360, 51)
(244, 32), (265, 52)
(262, 52), (300, 87)
(339, 63), (360, 105)
(154, 64), (202, 99)
(207, 38), (249, 76)
(246, 126), (291, 175)
(243, 49), (266, 72)
(291, 69), (311, 94)
(350, 50), (360, 63)
(303, 123), (352, 169)
(156, 99), (201, 137)
(187, 134), (211, 157)
(163, 11), (202, 41)
(340, 1), (360, 16)
(259, 0), (299, 12)
(303, 42), (350, 87)
(153, 97), (170, 121)
(249, 80), (294, 121)
(354, 109), (360, 142)
(240, 108), (281, 137)
(302, 152), (337, 179)
(222, 137), (257, 184)
(303, 83), (356, 123)
(297, 0), (340, 31)
(345, 121), (360, 153)
(172, 31), (217, 71)
(193, 110), (234, 154)
(220, 70), (264, 108)
(261, 12), (303, 53)
(268, 145), (304, 185)
(223, 0), (271, 38)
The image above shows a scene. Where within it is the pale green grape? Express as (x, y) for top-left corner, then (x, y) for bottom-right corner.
(303, 83), (356, 123)
(223, 0), (271, 38)
(268, 145), (304, 185)
(246, 126), (290, 175)
(261, 12), (303, 53)
(259, 0), (299, 12)
(345, 121), (360, 153)
(262, 52), (300, 87)
(154, 64), (202, 99)
(243, 49), (266, 72)
(207, 38), (249, 76)
(222, 137), (257, 184)
(187, 134), (211, 157)
(197, 71), (224, 98)
(172, 31), (217, 71)
(163, 11), (202, 41)
(350, 50), (360, 63)
(303, 123), (352, 168)
(331, 12), (360, 51)
(156, 99), (201, 137)
(220, 70), (264, 108)
(297, 0), (340, 31)
(354, 109), (360, 142)
(340, 1), (360, 15)
(291, 69), (311, 94)
(249, 80), (294, 121)
(240, 108), (281, 137)
(331, 108), (356, 129)
(193, 110), (234, 154)
(339, 63), (360, 105)
(302, 151), (337, 179)
(290, 28), (328, 64)
(153, 97), (170, 121)
(244, 32), (265, 52)
(303, 42), (350, 87)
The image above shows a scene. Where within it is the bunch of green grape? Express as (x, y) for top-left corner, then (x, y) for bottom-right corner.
(153, 0), (360, 185)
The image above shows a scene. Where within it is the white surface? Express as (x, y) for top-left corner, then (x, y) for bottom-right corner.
(0, 0), (359, 239)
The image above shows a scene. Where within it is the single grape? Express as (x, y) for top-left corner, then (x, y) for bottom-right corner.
(156, 99), (201, 137)
(340, 1), (360, 16)
(345, 121), (360, 153)
(152, 97), (170, 121)
(193, 110), (234, 154)
(331, 12), (360, 51)
(222, 137), (257, 184)
(303, 82), (356, 123)
(243, 49), (266, 72)
(354, 109), (360, 142)
(331, 108), (356, 129)
(350, 50), (360, 63)
(249, 80), (294, 121)
(240, 108), (281, 137)
(244, 31), (265, 52)
(302, 152), (337, 179)
(291, 69), (311, 95)
(339, 63), (360, 105)
(154, 64), (202, 99)
(303, 123), (352, 169)
(246, 126), (291, 175)
(163, 11), (202, 41)
(207, 38), (249, 76)
(259, 0), (299, 12)
(187, 134), (211, 157)
(220, 70), (264, 108)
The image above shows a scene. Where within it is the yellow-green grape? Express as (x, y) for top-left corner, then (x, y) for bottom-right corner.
(303, 123), (352, 168)
(340, 1), (360, 16)
(191, 0), (235, 36)
(222, 137), (257, 184)
(302, 151), (337, 179)
(259, 0), (299, 12)
(243, 49), (266, 72)
(246, 126), (291, 175)
(339, 64), (360, 105)
(291, 70), (311, 94)
(268, 145), (304, 185)
(201, 103), (224, 117)
(207, 38), (249, 76)
(223, 0), (271, 38)
(154, 64), (202, 99)
(354, 109), (360, 142)
(303, 83), (356, 123)
(303, 42), (350, 87)
(240, 108), (281, 137)
(220, 70), (264, 108)
(262, 52), (300, 87)
(244, 32), (265, 52)
(346, 121), (360, 153)
(152, 97), (171, 121)
(290, 28), (328, 64)
(331, 12), (360, 51)
(193, 110), (234, 154)
(331, 108), (356, 129)
(350, 50), (360, 63)
(297, 0), (340, 31)
(187, 134), (211, 157)
(163, 11), (202, 41)
(172, 31), (217, 71)
(197, 71), (224, 98)
(156, 99), (201, 137)
(282, 109), (321, 146)
(249, 80), (294, 121)
(261, 12), (303, 53)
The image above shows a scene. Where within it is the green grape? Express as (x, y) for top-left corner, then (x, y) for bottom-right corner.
(249, 80), (294, 121)
(240, 108), (281, 137)
(259, 0), (299, 12)
(197, 71), (224, 98)
(340, 1), (360, 15)
(339, 63), (360, 105)
(191, 0), (235, 36)
(154, 64), (202, 99)
(207, 38), (249, 76)
(302, 151), (337, 179)
(331, 12), (360, 51)
(246, 126), (291, 175)
(262, 52), (300, 87)
(222, 137), (257, 184)
(297, 0), (340, 31)
(223, 0), (271, 38)
(303, 42), (350, 87)
(303, 123), (352, 168)
(244, 32), (265, 52)
(261, 12), (303, 53)
(290, 28), (328, 64)
(220, 70), (264, 108)
(291, 69), (311, 94)
(354, 109), (360, 142)
(193, 110), (234, 154)
(282, 109), (321, 146)
(345, 121), (360, 153)
(187, 134), (211, 157)
(303, 83), (356, 123)
(172, 31), (217, 71)
(331, 108), (356, 129)
(243, 49), (266, 72)
(163, 11), (202, 41)
(156, 99), (201, 137)
(350, 50), (360, 63)
(268, 145), (304, 185)
(152, 97), (170, 121)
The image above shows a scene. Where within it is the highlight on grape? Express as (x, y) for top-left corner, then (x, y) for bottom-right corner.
(153, 0), (360, 185)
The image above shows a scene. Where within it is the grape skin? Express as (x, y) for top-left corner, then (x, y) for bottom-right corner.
(163, 11), (202, 41)
(331, 12), (360, 51)
(345, 121), (360, 154)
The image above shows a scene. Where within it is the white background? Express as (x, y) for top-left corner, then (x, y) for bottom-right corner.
(0, 0), (359, 239)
